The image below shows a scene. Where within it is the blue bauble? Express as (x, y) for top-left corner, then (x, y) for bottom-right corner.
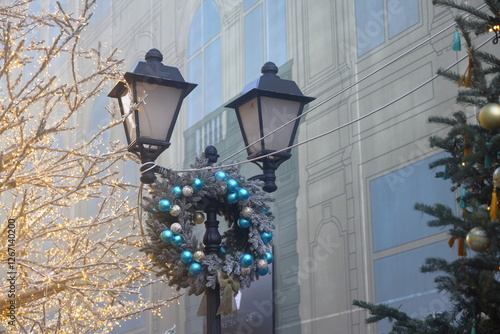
(261, 251), (274, 264)
(180, 250), (194, 264)
(226, 192), (239, 204)
(237, 217), (251, 229)
(220, 247), (227, 254)
(257, 266), (269, 276)
(237, 188), (250, 201)
(188, 262), (202, 276)
(158, 199), (172, 212)
(226, 179), (239, 193)
(172, 186), (183, 198)
(240, 253), (254, 267)
(192, 178), (204, 191)
(215, 171), (228, 181)
(171, 234), (183, 247)
(160, 230), (174, 243)
(261, 231), (273, 243)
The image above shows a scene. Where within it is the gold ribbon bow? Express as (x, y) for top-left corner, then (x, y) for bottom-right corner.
(458, 49), (474, 88)
(216, 270), (240, 316)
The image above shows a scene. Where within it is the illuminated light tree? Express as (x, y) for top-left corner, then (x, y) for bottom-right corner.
(0, 1), (177, 332)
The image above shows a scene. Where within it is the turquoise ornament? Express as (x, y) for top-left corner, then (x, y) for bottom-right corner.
(237, 217), (251, 229)
(172, 186), (183, 198)
(452, 26), (461, 51)
(240, 253), (253, 267)
(188, 262), (202, 276)
(261, 231), (273, 243)
(237, 188), (250, 201)
(226, 179), (239, 193)
(171, 234), (183, 247)
(158, 199), (171, 212)
(215, 171), (228, 181)
(220, 247), (227, 254)
(192, 178), (203, 191)
(226, 192), (239, 204)
(257, 266), (269, 276)
(261, 251), (274, 264)
(180, 250), (194, 264)
(160, 230), (174, 243)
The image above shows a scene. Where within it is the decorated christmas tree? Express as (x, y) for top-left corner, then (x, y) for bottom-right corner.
(354, 1), (500, 333)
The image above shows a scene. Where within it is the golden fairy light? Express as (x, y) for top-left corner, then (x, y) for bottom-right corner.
(0, 1), (180, 333)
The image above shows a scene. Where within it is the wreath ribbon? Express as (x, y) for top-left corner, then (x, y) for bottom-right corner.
(217, 270), (240, 316)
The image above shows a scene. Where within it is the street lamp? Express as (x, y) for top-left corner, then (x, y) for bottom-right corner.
(225, 62), (315, 192)
(108, 48), (196, 184)
(109, 49), (314, 334)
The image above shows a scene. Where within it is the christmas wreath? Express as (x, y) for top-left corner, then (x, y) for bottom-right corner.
(141, 153), (275, 305)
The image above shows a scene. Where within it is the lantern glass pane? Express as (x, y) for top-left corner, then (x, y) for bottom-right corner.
(135, 81), (183, 142)
(261, 96), (301, 151)
(238, 97), (262, 155)
(121, 93), (136, 145)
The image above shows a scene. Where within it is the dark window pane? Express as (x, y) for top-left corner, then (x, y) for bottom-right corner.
(355, 0), (385, 56)
(266, 0), (287, 67)
(202, 0), (220, 44)
(188, 54), (203, 127)
(188, 8), (203, 56)
(375, 242), (455, 333)
(370, 153), (455, 251)
(244, 0), (259, 11)
(204, 39), (221, 115)
(244, 5), (264, 84)
(387, 0), (419, 39)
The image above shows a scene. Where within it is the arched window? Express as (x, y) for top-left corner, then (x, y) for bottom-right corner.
(187, 0), (222, 127)
(243, 0), (287, 84)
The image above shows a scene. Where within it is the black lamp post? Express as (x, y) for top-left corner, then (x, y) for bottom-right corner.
(109, 49), (314, 334)
(108, 48), (196, 184)
(225, 62), (315, 192)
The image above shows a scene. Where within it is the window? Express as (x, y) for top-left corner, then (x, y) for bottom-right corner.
(243, 0), (287, 84)
(187, 0), (221, 127)
(370, 153), (455, 252)
(374, 242), (455, 333)
(355, 0), (419, 57)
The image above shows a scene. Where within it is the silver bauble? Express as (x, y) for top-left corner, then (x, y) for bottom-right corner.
(257, 259), (268, 270)
(241, 206), (254, 218)
(182, 185), (194, 197)
(494, 167), (500, 186)
(170, 222), (182, 234)
(241, 267), (251, 276)
(169, 205), (181, 217)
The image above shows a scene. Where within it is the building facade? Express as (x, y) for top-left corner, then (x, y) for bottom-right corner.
(71, 0), (492, 332)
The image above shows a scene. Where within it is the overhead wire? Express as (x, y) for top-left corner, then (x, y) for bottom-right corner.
(219, 3), (487, 164)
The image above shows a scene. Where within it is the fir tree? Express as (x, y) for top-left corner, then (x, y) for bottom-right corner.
(354, 1), (500, 333)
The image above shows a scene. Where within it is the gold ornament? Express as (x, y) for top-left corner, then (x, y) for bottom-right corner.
(170, 223), (182, 234)
(193, 251), (205, 262)
(466, 227), (491, 252)
(479, 103), (500, 130)
(193, 212), (205, 224)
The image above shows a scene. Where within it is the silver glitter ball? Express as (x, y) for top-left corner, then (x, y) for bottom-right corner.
(170, 222), (182, 234)
(241, 206), (254, 218)
(182, 185), (194, 197)
(257, 259), (268, 270)
(193, 251), (205, 262)
(169, 205), (181, 217)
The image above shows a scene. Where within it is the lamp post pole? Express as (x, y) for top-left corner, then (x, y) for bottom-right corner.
(202, 146), (222, 334)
